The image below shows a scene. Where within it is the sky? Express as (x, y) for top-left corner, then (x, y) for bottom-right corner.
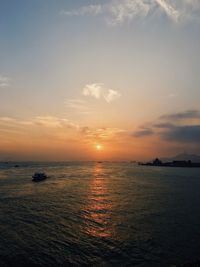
(0, 0), (200, 161)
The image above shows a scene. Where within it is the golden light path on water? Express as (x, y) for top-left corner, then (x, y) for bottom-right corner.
(83, 163), (113, 238)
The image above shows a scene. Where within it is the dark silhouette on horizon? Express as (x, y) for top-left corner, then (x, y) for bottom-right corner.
(139, 158), (200, 168)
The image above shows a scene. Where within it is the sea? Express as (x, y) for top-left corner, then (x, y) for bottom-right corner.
(0, 161), (200, 267)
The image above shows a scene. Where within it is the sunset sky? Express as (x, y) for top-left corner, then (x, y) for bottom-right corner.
(0, 0), (200, 161)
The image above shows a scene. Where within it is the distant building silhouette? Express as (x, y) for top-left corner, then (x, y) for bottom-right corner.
(139, 158), (200, 168)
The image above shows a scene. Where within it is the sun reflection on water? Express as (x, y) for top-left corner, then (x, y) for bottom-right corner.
(83, 163), (113, 238)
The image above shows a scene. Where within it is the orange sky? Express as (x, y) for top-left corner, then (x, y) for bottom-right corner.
(0, 1), (200, 160)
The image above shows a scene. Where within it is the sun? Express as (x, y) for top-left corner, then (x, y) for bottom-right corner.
(96, 144), (102, 151)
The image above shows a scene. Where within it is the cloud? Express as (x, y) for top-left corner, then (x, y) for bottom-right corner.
(155, 0), (179, 22)
(83, 83), (103, 99)
(104, 89), (121, 103)
(0, 116), (127, 149)
(65, 99), (90, 114)
(60, 4), (103, 16)
(153, 122), (175, 128)
(160, 110), (200, 121)
(0, 116), (79, 130)
(79, 126), (126, 144)
(32, 116), (79, 128)
(61, 0), (200, 25)
(133, 127), (154, 137)
(133, 109), (200, 144)
(162, 125), (200, 143)
(82, 83), (121, 103)
(0, 115), (125, 137)
(107, 0), (150, 25)
(0, 75), (10, 88)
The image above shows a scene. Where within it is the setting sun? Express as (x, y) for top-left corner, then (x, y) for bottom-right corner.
(96, 144), (102, 151)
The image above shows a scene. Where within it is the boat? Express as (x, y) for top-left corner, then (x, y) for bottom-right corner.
(32, 172), (48, 182)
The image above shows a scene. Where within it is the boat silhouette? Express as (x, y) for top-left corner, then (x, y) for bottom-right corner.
(32, 172), (48, 182)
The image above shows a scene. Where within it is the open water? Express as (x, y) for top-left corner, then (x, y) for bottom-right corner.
(0, 162), (200, 266)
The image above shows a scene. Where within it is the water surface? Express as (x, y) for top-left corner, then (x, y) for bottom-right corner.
(0, 162), (200, 266)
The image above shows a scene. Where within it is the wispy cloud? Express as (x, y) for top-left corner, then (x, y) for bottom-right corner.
(155, 0), (179, 22)
(0, 75), (10, 88)
(60, 4), (103, 16)
(82, 83), (121, 103)
(65, 99), (90, 114)
(104, 89), (121, 103)
(160, 110), (200, 121)
(0, 116), (82, 155)
(0, 116), (126, 138)
(0, 116), (127, 148)
(61, 0), (200, 25)
(79, 126), (126, 145)
(133, 127), (154, 137)
(0, 116), (79, 130)
(107, 0), (150, 25)
(32, 116), (79, 129)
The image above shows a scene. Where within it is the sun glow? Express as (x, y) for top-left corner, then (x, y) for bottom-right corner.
(96, 144), (102, 151)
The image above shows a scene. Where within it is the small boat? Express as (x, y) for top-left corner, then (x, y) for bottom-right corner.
(32, 172), (48, 182)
